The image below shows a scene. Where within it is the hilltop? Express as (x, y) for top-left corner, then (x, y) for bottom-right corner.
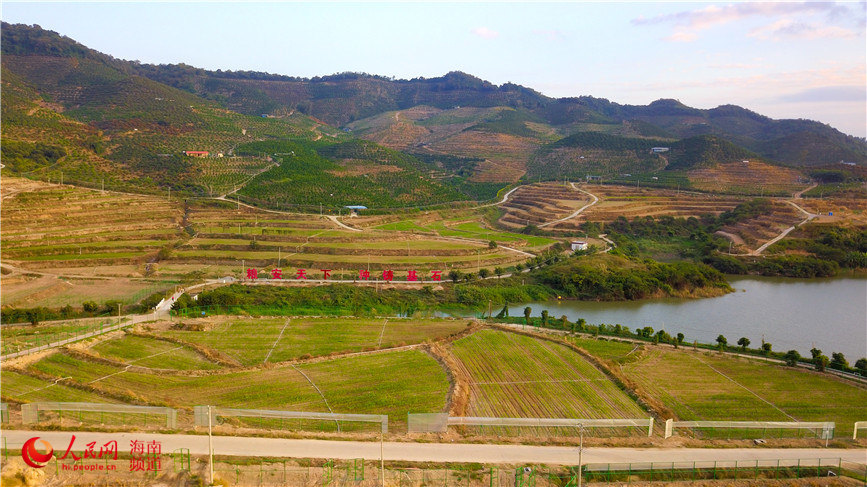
(2, 22), (865, 204)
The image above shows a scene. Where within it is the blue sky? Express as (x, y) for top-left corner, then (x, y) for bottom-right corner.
(3, 1), (865, 137)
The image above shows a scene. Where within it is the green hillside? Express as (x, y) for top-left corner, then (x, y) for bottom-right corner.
(666, 135), (762, 171)
(234, 139), (470, 210)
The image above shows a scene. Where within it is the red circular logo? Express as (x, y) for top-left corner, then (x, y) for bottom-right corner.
(22, 437), (54, 468)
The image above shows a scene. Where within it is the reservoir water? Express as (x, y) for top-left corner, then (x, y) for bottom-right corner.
(506, 277), (867, 360)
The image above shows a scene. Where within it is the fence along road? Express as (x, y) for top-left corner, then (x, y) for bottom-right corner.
(1, 430), (865, 465)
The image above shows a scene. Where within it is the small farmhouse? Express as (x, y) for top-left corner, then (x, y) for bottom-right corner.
(183, 151), (209, 157)
(571, 241), (588, 252)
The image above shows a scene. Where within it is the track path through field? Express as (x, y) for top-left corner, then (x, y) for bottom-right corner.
(538, 183), (599, 228)
(3, 430), (863, 465)
(376, 319), (389, 348)
(689, 355), (798, 421)
(751, 199), (817, 255)
(290, 363), (338, 430)
(475, 185), (521, 208)
(263, 318), (291, 363)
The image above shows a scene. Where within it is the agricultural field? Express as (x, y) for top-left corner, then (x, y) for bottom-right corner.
(0, 370), (122, 404)
(0, 318), (122, 355)
(718, 201), (806, 253)
(554, 184), (745, 229)
(89, 334), (221, 370)
(7, 347), (449, 432)
(0, 272), (177, 309)
(497, 183), (591, 229)
(622, 348), (867, 437)
(565, 337), (642, 364)
(181, 202), (530, 272)
(0, 178), (538, 292)
(156, 316), (468, 366)
(0, 177), (183, 274)
(687, 160), (807, 196)
(450, 330), (648, 434)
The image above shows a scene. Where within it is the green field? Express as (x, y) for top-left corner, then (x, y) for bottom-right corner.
(158, 317), (467, 366)
(90, 334), (221, 370)
(20, 348), (449, 431)
(1, 319), (118, 355)
(0, 370), (121, 403)
(566, 337), (642, 364)
(452, 330), (647, 431)
(623, 348), (867, 437)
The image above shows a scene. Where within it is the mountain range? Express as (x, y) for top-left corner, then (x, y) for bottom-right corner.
(2, 22), (865, 207)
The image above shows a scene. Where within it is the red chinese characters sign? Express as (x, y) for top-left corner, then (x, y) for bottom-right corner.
(245, 268), (443, 281)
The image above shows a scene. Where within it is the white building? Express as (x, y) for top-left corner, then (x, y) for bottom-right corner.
(571, 241), (588, 252)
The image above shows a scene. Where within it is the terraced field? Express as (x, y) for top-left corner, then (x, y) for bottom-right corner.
(182, 203), (527, 271)
(1, 178), (537, 288)
(1, 178), (183, 273)
(450, 330), (647, 434)
(552, 184), (744, 230)
(719, 201), (804, 253)
(497, 183), (590, 229)
(688, 160), (807, 196)
(623, 348), (867, 437)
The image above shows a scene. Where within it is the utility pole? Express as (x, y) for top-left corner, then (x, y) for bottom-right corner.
(380, 430), (385, 487)
(577, 424), (585, 487)
(117, 303), (121, 325)
(208, 405), (214, 486)
(101, 178), (105, 193)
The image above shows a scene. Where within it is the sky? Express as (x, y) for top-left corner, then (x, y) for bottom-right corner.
(2, 1), (866, 137)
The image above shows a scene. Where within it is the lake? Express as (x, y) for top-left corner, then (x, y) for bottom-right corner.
(506, 276), (867, 360)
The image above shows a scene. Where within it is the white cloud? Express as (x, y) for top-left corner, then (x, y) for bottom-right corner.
(633, 1), (865, 42)
(471, 27), (499, 39)
(663, 30), (698, 43)
(748, 19), (859, 40)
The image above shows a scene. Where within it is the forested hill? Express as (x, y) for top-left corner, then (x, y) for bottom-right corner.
(111, 56), (865, 167)
(2, 21), (866, 180)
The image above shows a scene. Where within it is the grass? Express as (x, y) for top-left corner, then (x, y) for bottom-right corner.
(1, 319), (116, 355)
(623, 348), (867, 437)
(373, 220), (434, 232)
(158, 317), (467, 366)
(90, 334), (221, 370)
(24, 348), (449, 431)
(0, 370), (120, 403)
(451, 330), (647, 434)
(566, 337), (642, 364)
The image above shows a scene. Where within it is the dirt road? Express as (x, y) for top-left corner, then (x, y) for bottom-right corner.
(539, 183), (599, 228)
